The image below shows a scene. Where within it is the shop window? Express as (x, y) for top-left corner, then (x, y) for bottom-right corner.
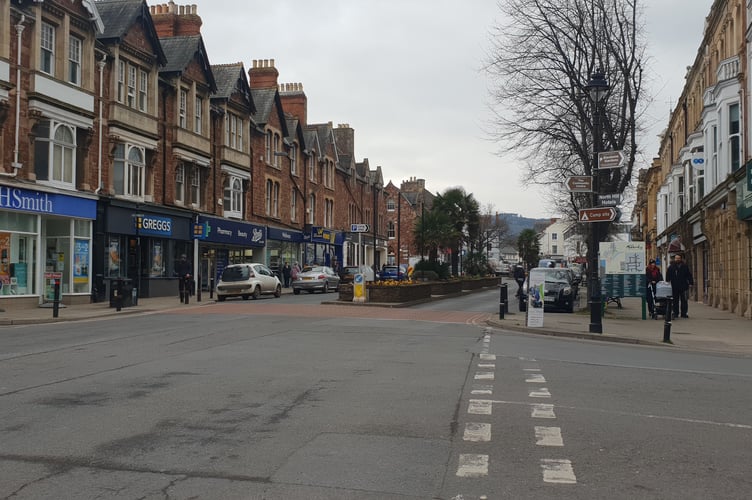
(0, 212), (38, 296)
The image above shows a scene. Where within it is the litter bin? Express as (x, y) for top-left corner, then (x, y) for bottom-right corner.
(109, 278), (134, 308)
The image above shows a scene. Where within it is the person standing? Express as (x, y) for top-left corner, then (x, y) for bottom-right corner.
(174, 254), (191, 302)
(645, 259), (663, 318)
(282, 261), (292, 288)
(513, 264), (526, 297)
(666, 253), (693, 318)
(291, 262), (300, 283)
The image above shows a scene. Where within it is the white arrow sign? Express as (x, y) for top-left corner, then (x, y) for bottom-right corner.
(598, 150), (626, 169)
(350, 223), (370, 233)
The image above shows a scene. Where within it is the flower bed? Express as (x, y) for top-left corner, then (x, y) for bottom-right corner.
(338, 284), (353, 301)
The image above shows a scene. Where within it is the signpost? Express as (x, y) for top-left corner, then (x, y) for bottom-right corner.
(350, 223), (370, 233)
(578, 207), (617, 222)
(598, 150), (626, 170)
(566, 176), (593, 192)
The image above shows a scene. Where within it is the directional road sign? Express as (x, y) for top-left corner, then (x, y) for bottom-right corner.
(578, 207), (617, 222)
(566, 176), (593, 192)
(350, 223), (370, 233)
(598, 150), (626, 170)
(597, 193), (621, 206)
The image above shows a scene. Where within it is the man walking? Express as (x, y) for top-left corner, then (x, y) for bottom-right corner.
(513, 264), (526, 297)
(666, 253), (693, 318)
(175, 254), (192, 302)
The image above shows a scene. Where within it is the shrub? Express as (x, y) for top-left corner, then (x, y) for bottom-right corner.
(414, 259), (450, 279)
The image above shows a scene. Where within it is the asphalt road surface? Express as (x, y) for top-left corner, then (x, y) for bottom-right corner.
(1, 290), (750, 499)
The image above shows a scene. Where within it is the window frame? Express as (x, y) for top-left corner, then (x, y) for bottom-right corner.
(113, 142), (146, 199)
(223, 175), (243, 218)
(179, 89), (188, 129)
(40, 21), (55, 75)
(195, 96), (203, 135)
(175, 164), (185, 203)
(68, 34), (82, 85)
(138, 69), (148, 112)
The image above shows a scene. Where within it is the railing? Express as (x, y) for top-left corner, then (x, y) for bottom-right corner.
(717, 56), (740, 82)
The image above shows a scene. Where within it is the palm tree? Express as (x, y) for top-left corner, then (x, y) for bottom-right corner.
(414, 209), (455, 264)
(432, 188), (480, 275)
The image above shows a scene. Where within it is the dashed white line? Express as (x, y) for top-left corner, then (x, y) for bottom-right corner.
(474, 372), (495, 381)
(531, 404), (556, 419)
(456, 454), (489, 477)
(463, 422), (492, 442)
(478, 363), (496, 369)
(468, 399), (493, 415)
(535, 426), (564, 446)
(529, 387), (552, 398)
(523, 368), (541, 372)
(471, 387), (493, 395)
(525, 374), (547, 383)
(540, 459), (577, 484)
(479, 354), (496, 361)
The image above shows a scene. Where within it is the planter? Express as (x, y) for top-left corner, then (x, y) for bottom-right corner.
(338, 284), (353, 301)
(367, 283), (431, 303)
(461, 276), (500, 290)
(430, 280), (463, 295)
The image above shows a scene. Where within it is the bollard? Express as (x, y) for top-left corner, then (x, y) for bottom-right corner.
(196, 274), (201, 303)
(183, 275), (190, 304)
(52, 279), (61, 318)
(663, 297), (673, 344)
(115, 279), (123, 312)
(209, 277), (214, 299)
(499, 283), (508, 319)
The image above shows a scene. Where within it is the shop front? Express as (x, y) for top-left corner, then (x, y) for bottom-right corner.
(194, 215), (266, 295)
(0, 184), (97, 307)
(94, 200), (194, 300)
(266, 226), (304, 277)
(306, 226), (339, 269)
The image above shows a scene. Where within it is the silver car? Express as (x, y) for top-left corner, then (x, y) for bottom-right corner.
(292, 265), (340, 294)
(216, 263), (282, 301)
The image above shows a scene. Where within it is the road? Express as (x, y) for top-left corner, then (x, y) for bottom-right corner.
(1, 290), (750, 499)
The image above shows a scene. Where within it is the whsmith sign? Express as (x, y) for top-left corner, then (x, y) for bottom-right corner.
(0, 185), (96, 219)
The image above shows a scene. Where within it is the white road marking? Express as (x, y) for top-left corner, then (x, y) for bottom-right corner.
(526, 374), (547, 383)
(523, 368), (541, 372)
(479, 354), (496, 361)
(471, 384), (493, 395)
(474, 372), (495, 381)
(531, 404), (556, 419)
(456, 454), (489, 477)
(463, 422), (492, 442)
(519, 357), (537, 361)
(478, 363), (496, 369)
(535, 426), (564, 446)
(468, 399), (493, 415)
(529, 388), (552, 398)
(541, 459), (577, 484)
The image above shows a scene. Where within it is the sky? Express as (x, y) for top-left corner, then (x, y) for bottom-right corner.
(176, 0), (715, 219)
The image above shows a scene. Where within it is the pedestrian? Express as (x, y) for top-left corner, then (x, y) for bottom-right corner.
(513, 264), (526, 297)
(645, 258), (663, 318)
(174, 254), (191, 301)
(291, 262), (300, 282)
(282, 261), (292, 288)
(666, 253), (693, 318)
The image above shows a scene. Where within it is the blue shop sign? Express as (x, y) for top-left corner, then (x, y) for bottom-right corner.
(311, 226), (335, 244)
(267, 227), (304, 243)
(196, 216), (265, 246)
(0, 185), (96, 219)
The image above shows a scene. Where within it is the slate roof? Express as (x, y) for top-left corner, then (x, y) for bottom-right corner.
(159, 35), (217, 91)
(96, 0), (167, 65)
(250, 88), (277, 126)
(211, 63), (254, 112)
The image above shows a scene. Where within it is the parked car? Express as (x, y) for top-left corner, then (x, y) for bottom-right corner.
(339, 265), (375, 283)
(518, 267), (578, 313)
(378, 265), (406, 281)
(292, 265), (341, 294)
(215, 263), (282, 301)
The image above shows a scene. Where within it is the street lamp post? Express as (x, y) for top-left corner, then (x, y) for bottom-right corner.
(586, 69), (609, 334)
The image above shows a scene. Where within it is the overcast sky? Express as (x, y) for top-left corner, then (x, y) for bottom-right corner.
(178, 0), (714, 219)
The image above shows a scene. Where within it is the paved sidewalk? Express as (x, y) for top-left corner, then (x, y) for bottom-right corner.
(1, 287), (750, 357)
(487, 296), (752, 357)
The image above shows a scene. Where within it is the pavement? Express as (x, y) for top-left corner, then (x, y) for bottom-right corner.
(1, 285), (750, 357)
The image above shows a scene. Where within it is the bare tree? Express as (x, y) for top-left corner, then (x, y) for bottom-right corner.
(486, 0), (646, 218)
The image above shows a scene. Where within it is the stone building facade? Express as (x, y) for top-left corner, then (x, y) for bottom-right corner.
(633, 0), (751, 319)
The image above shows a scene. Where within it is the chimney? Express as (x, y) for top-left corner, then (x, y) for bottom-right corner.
(334, 124), (354, 156)
(279, 82), (307, 125)
(150, 2), (203, 38)
(249, 59), (280, 89)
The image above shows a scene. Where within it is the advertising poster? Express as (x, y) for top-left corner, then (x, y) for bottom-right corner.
(73, 239), (89, 284)
(108, 237), (120, 275)
(0, 232), (9, 284)
(526, 268), (546, 328)
(44, 272), (63, 301)
(150, 241), (164, 277)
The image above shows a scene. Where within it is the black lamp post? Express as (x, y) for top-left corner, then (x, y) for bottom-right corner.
(585, 69), (609, 334)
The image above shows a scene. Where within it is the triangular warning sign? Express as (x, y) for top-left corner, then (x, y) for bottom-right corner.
(581, 212), (589, 221)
